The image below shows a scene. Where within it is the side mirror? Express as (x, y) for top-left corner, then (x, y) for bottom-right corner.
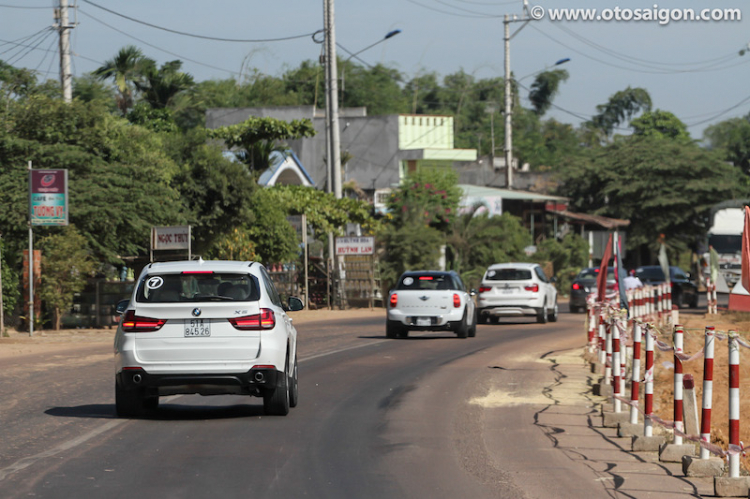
(287, 296), (304, 312)
(115, 299), (130, 315)
(470, 289), (477, 297)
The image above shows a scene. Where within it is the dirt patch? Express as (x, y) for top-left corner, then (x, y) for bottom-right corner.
(647, 310), (750, 470)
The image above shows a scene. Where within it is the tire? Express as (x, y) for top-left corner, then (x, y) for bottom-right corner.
(263, 360), (290, 416)
(115, 381), (146, 418)
(456, 311), (469, 338)
(689, 295), (699, 309)
(569, 305), (580, 314)
(673, 290), (683, 308)
(144, 396), (159, 410)
(489, 316), (500, 324)
(548, 303), (559, 322)
(386, 320), (400, 338)
(289, 355), (299, 408)
(468, 309), (477, 337)
(537, 304), (548, 324)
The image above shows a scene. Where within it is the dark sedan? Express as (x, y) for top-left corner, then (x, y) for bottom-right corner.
(635, 265), (698, 308)
(569, 267), (615, 313)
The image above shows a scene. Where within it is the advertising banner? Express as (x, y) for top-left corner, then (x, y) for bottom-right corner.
(29, 169), (68, 226)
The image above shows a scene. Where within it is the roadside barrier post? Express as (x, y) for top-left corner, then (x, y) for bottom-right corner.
(599, 309), (607, 366)
(604, 318), (612, 386)
(665, 282), (672, 315)
(711, 283), (718, 315)
(656, 286), (663, 323)
(673, 324), (685, 445)
(728, 330), (740, 478)
(644, 324), (654, 437)
(587, 306), (596, 352)
(700, 326), (715, 460)
(630, 322), (642, 425)
(612, 315), (622, 412)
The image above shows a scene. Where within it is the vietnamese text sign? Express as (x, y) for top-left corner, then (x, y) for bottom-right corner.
(152, 226), (191, 250)
(30, 169), (68, 226)
(335, 236), (374, 255)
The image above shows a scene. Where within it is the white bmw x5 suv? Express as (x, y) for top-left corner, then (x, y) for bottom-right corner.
(114, 260), (303, 418)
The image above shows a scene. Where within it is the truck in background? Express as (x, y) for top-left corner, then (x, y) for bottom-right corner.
(705, 205), (745, 288)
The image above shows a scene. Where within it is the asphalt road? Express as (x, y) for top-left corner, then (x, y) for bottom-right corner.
(0, 306), (611, 499)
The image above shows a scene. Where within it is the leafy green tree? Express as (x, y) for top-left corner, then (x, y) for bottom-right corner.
(208, 116), (316, 174)
(386, 168), (462, 233)
(246, 187), (299, 264)
(703, 117), (750, 174)
(531, 232), (589, 293)
(557, 136), (747, 260)
(378, 220), (444, 290)
(207, 228), (258, 261)
(340, 62), (408, 115)
(588, 87), (652, 136)
(528, 69), (569, 116)
(38, 227), (97, 330)
(0, 236), (19, 328)
(631, 110), (690, 142)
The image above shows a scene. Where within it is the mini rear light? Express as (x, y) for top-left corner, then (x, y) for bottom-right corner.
(478, 286), (491, 293)
(181, 271), (214, 274)
(524, 284), (539, 292)
(390, 293), (398, 307)
(453, 293), (461, 308)
(228, 308), (275, 330)
(122, 310), (166, 332)
(418, 276), (433, 280)
(572, 283), (581, 290)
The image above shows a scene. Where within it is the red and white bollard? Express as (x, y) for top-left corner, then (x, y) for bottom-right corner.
(598, 314), (606, 365)
(644, 324), (655, 437)
(700, 326), (715, 460)
(604, 319), (613, 386)
(613, 317), (622, 412)
(656, 286), (663, 322)
(630, 322), (642, 425)
(673, 324), (685, 444)
(711, 282), (718, 315)
(587, 306), (597, 352)
(728, 330), (740, 478)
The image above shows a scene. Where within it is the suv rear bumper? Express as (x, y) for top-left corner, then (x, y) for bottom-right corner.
(479, 306), (541, 318)
(116, 367), (280, 397)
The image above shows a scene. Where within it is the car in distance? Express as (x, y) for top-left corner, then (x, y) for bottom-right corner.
(477, 262), (558, 324)
(114, 259), (303, 418)
(635, 265), (699, 308)
(569, 267), (615, 313)
(386, 270), (477, 339)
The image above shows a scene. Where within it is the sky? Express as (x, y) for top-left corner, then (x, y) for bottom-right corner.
(2, 0), (749, 141)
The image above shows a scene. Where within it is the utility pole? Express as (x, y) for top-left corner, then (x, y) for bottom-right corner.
(324, 0), (343, 308)
(55, 0), (74, 103)
(503, 3), (532, 189)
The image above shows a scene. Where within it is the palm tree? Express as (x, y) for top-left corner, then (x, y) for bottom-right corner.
(93, 46), (151, 115)
(135, 60), (195, 110)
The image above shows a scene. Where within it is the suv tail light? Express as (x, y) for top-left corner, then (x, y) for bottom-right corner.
(453, 293), (461, 308)
(228, 309), (275, 330)
(122, 310), (166, 332)
(390, 293), (398, 308)
(524, 284), (539, 292)
(478, 286), (491, 293)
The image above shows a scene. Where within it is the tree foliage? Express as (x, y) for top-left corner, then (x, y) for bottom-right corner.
(37, 227), (97, 330)
(588, 86), (652, 136)
(631, 109), (690, 142)
(703, 116), (750, 175)
(529, 69), (569, 116)
(385, 168), (462, 233)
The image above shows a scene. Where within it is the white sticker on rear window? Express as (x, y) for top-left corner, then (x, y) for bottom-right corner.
(402, 277), (414, 286)
(146, 276), (164, 289)
(487, 270), (496, 277)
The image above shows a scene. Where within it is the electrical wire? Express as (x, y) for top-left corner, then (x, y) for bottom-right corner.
(78, 9), (241, 77)
(81, 0), (318, 43)
(4, 28), (56, 66)
(0, 3), (49, 9)
(33, 34), (59, 74)
(404, 0), (496, 19)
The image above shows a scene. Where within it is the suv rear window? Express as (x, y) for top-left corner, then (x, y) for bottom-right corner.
(397, 274), (454, 290)
(485, 269), (532, 281)
(136, 273), (260, 303)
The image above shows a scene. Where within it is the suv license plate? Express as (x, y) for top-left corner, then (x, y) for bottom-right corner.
(184, 319), (210, 337)
(416, 317), (430, 326)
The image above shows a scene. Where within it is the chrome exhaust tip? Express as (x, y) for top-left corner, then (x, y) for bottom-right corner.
(132, 374), (142, 384)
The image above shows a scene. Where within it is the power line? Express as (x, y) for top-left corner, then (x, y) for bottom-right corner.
(78, 9), (241, 77)
(81, 0), (318, 43)
(0, 3), (49, 9)
(404, 0), (495, 18)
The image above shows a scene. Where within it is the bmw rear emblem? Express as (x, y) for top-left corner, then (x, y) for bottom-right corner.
(192, 308), (202, 317)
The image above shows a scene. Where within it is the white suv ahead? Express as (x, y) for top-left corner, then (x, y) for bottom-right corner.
(477, 262), (558, 324)
(114, 260), (303, 418)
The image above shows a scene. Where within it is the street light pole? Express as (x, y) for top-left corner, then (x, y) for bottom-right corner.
(504, 14), (513, 189)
